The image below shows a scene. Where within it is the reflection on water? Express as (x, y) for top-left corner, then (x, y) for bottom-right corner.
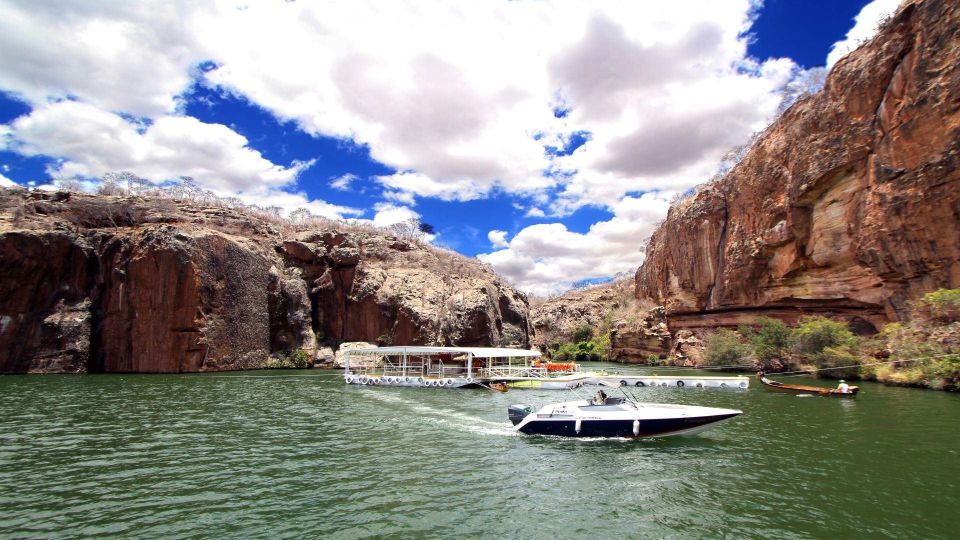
(0, 365), (958, 539)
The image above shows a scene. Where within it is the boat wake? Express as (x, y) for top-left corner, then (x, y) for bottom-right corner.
(421, 416), (518, 437)
(356, 389), (517, 436)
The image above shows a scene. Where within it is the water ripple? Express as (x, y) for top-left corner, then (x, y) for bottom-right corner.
(0, 369), (958, 538)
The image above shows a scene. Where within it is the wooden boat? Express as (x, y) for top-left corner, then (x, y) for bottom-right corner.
(489, 382), (509, 393)
(757, 372), (859, 397)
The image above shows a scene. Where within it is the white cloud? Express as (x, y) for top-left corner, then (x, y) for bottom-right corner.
(0, 173), (15, 187)
(329, 173), (358, 191)
(478, 192), (671, 296)
(196, 0), (788, 209)
(0, 100), (359, 219)
(371, 203), (419, 228)
(0, 1), (796, 213)
(525, 207), (546, 218)
(382, 190), (417, 206)
(488, 230), (510, 249)
(1, 101), (302, 192)
(0, 1), (214, 117)
(360, 202), (437, 243)
(826, 0), (901, 68)
(373, 171), (487, 202)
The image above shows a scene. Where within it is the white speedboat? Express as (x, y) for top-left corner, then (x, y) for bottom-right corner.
(508, 393), (741, 438)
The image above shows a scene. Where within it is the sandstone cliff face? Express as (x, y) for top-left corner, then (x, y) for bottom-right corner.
(637, 0), (960, 333)
(0, 190), (530, 373)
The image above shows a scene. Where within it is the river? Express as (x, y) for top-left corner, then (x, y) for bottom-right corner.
(1, 365), (957, 539)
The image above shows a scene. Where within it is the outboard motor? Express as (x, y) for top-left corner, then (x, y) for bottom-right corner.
(508, 404), (534, 426)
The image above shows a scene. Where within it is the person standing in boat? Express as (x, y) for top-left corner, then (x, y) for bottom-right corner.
(837, 380), (850, 393)
(593, 390), (607, 405)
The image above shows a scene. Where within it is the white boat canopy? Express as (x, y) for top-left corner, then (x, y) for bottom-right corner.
(344, 346), (541, 358)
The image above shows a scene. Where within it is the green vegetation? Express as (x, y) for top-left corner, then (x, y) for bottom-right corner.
(793, 316), (858, 356)
(702, 329), (752, 366)
(264, 349), (313, 369)
(860, 290), (960, 390)
(911, 288), (960, 324)
(570, 324), (594, 344)
(703, 289), (960, 391)
(739, 316), (793, 363)
(553, 330), (608, 362)
(792, 316), (860, 377)
(551, 324), (608, 362)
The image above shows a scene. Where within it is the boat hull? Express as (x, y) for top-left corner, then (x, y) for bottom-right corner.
(757, 373), (859, 397)
(516, 413), (740, 438)
(506, 379), (585, 390)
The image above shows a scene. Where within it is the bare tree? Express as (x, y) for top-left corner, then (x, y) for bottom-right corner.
(775, 67), (827, 117)
(390, 217), (435, 240)
(289, 208), (312, 226)
(53, 178), (84, 192)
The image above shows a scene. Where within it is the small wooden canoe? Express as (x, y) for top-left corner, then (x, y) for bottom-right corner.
(757, 372), (859, 397)
(489, 382), (509, 393)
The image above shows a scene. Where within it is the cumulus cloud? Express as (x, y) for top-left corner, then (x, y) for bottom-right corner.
(0, 173), (15, 187)
(0, 1), (213, 116)
(1, 101), (303, 191)
(826, 0), (902, 68)
(0, 1), (794, 212)
(0, 100), (359, 219)
(329, 173), (358, 191)
(371, 203), (419, 228)
(488, 230), (510, 249)
(478, 193), (672, 296)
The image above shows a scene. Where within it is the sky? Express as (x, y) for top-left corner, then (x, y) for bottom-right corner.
(0, 0), (901, 296)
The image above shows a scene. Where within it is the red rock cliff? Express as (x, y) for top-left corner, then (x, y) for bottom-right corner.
(0, 190), (530, 373)
(636, 0), (960, 333)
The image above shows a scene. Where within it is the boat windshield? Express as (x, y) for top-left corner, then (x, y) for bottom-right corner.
(584, 397), (627, 406)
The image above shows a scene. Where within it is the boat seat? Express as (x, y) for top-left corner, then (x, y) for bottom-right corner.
(587, 397), (625, 406)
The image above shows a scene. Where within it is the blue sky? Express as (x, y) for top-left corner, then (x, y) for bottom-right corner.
(0, 0), (898, 294)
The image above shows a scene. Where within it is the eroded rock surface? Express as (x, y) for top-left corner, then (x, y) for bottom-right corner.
(0, 190), (530, 373)
(637, 0), (960, 333)
(531, 280), (671, 362)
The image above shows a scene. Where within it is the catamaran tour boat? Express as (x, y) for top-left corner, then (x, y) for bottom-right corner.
(508, 387), (742, 438)
(342, 346), (588, 389)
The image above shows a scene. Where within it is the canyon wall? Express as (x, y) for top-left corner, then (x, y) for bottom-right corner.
(636, 0), (960, 334)
(0, 190), (530, 373)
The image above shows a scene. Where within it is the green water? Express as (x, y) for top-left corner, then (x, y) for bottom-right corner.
(1, 365), (958, 539)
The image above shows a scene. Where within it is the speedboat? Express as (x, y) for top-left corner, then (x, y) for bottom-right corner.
(508, 392), (741, 438)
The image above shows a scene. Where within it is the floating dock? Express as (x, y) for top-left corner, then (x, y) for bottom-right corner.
(595, 374), (749, 390)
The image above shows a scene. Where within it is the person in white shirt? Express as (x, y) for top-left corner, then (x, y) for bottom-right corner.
(837, 380), (850, 393)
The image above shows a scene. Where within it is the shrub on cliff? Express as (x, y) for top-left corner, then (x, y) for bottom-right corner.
(862, 320), (960, 390)
(264, 350), (313, 369)
(739, 317), (794, 363)
(570, 324), (594, 344)
(553, 338), (604, 362)
(911, 288), (960, 324)
(793, 316), (860, 375)
(703, 329), (752, 366)
(551, 326), (608, 363)
(793, 316), (858, 355)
